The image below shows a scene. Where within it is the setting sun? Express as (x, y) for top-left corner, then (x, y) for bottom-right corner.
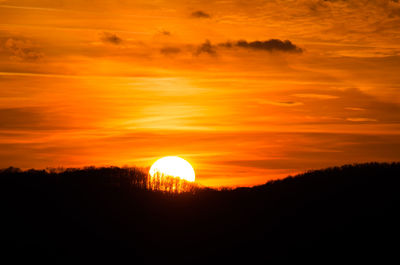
(149, 156), (195, 182)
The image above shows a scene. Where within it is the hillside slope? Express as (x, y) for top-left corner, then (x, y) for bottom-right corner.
(1, 162), (399, 264)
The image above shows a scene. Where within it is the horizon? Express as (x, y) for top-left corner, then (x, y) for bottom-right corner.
(2, 160), (400, 189)
(1, 0), (400, 187)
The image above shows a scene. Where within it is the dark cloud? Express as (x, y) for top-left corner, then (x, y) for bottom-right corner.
(3, 38), (43, 61)
(195, 40), (216, 55)
(100, 32), (122, 45)
(160, 46), (181, 55)
(277, 101), (303, 106)
(193, 39), (303, 56)
(221, 39), (303, 53)
(191, 10), (211, 18)
(160, 30), (171, 36)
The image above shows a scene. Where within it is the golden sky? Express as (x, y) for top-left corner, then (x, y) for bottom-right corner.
(1, 0), (400, 186)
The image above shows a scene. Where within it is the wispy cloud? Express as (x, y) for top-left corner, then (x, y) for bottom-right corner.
(258, 100), (304, 107)
(159, 30), (171, 36)
(0, 4), (61, 12)
(191, 10), (211, 18)
(346, 118), (377, 122)
(1, 38), (43, 61)
(195, 40), (217, 55)
(100, 32), (122, 45)
(345, 107), (365, 111)
(293, 93), (339, 100)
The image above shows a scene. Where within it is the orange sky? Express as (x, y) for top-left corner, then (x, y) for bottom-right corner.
(1, 0), (400, 187)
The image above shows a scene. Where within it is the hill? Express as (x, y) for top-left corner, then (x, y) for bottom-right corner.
(1, 162), (399, 264)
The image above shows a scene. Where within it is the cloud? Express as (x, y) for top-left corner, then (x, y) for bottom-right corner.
(293, 93), (339, 99)
(345, 107), (365, 111)
(194, 38), (303, 56)
(100, 32), (122, 45)
(346, 117), (377, 122)
(3, 38), (43, 61)
(191, 10), (211, 18)
(305, 0), (400, 18)
(160, 30), (171, 36)
(258, 100), (304, 107)
(160, 46), (181, 55)
(0, 4), (61, 11)
(221, 39), (303, 53)
(195, 40), (216, 55)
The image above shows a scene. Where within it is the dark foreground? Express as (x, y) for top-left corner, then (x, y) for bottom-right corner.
(1, 162), (399, 264)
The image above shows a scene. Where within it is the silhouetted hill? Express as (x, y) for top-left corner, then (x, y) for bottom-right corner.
(1, 162), (399, 264)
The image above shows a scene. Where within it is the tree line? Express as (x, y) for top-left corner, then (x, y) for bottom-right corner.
(0, 165), (199, 193)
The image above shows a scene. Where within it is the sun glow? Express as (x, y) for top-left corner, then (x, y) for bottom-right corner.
(148, 156), (196, 192)
(149, 156), (195, 182)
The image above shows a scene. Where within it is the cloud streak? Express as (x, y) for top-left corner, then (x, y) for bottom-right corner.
(221, 39), (303, 53)
(195, 40), (217, 55)
(100, 32), (122, 45)
(2, 38), (43, 61)
(191, 10), (211, 18)
(346, 118), (377, 122)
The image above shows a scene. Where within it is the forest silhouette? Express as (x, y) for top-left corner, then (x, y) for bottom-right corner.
(1, 162), (399, 264)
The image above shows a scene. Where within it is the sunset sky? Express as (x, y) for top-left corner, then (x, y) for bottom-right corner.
(1, 0), (400, 186)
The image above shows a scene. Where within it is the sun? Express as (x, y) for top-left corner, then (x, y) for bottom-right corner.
(149, 156), (195, 182)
